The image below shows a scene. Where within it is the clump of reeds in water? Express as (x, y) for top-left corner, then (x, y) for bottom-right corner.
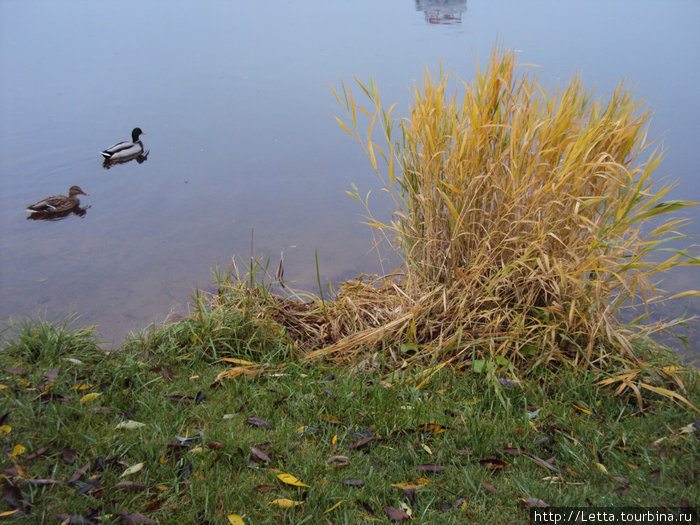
(321, 46), (697, 382)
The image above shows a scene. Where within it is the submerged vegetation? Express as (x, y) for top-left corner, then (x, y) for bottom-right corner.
(1, 47), (699, 522)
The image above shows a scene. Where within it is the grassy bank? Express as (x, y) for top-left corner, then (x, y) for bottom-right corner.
(0, 316), (698, 524)
(3, 46), (699, 523)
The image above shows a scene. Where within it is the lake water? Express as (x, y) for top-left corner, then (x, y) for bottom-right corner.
(1, 1), (698, 362)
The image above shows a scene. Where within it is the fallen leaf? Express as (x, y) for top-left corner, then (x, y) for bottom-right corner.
(391, 480), (429, 490)
(117, 509), (156, 524)
(498, 447), (523, 456)
(327, 455), (350, 465)
(350, 436), (375, 449)
(339, 478), (364, 486)
(113, 481), (148, 492)
(478, 458), (511, 470)
(384, 507), (410, 522)
(594, 462), (608, 475)
(416, 464), (446, 473)
(481, 480), (498, 493)
(526, 454), (562, 475)
(277, 472), (309, 487)
(120, 462), (144, 478)
(252, 484), (277, 493)
(115, 420), (145, 430)
(324, 500), (343, 513)
(0, 425), (11, 436)
(79, 393), (101, 404)
(245, 416), (272, 429)
(611, 476), (630, 485)
(0, 510), (21, 518)
(227, 515), (245, 525)
(53, 515), (95, 525)
(269, 498), (304, 508)
(68, 463), (90, 483)
(24, 446), (49, 461)
(208, 441), (224, 450)
(250, 447), (271, 464)
(11, 445), (26, 457)
(319, 414), (343, 425)
(521, 497), (549, 507)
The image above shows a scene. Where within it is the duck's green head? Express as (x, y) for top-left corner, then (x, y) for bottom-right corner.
(132, 127), (146, 141)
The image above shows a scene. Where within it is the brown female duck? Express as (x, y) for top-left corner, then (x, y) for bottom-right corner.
(26, 186), (88, 216)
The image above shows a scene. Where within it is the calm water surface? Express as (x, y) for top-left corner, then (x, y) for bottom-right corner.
(1, 1), (698, 361)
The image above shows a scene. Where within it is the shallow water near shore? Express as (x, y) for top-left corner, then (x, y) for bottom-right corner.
(1, 1), (698, 362)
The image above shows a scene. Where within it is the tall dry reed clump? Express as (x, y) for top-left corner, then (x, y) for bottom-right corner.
(316, 47), (697, 382)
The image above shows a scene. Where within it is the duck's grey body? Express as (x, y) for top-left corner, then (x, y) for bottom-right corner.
(101, 128), (146, 160)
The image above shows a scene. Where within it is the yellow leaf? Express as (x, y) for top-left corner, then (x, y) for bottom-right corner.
(277, 472), (309, 487)
(120, 462), (144, 477)
(594, 462), (608, 475)
(11, 444), (26, 457)
(269, 498), (304, 508)
(421, 444), (432, 455)
(331, 434), (338, 446)
(227, 515), (245, 525)
(159, 456), (166, 464)
(572, 403), (591, 415)
(220, 357), (258, 366)
(189, 375), (200, 380)
(189, 447), (204, 454)
(115, 420), (145, 430)
(0, 510), (21, 518)
(324, 500), (344, 513)
(391, 481), (429, 490)
(0, 425), (11, 436)
(79, 392), (101, 404)
(0, 383), (8, 390)
(155, 484), (169, 491)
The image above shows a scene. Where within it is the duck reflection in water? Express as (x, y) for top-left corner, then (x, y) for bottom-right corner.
(102, 149), (149, 169)
(25, 185), (89, 220)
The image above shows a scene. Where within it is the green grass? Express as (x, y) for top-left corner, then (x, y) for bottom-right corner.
(1, 319), (698, 524)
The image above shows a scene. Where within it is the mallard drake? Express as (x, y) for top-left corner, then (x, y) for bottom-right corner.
(101, 127), (146, 161)
(26, 186), (88, 215)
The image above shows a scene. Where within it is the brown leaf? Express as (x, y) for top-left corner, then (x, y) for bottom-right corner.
(339, 478), (364, 487)
(525, 454), (561, 475)
(24, 446), (49, 461)
(246, 416), (272, 429)
(357, 500), (375, 516)
(613, 485), (629, 496)
(22, 479), (62, 486)
(208, 441), (224, 450)
(478, 458), (510, 470)
(327, 455), (350, 465)
(68, 462), (90, 483)
(149, 365), (172, 380)
(113, 481), (148, 492)
(384, 507), (410, 521)
(611, 476), (630, 486)
(498, 447), (523, 456)
(54, 515), (95, 525)
(62, 448), (77, 465)
(43, 367), (60, 383)
(117, 509), (157, 524)
(416, 464), (447, 473)
(650, 469), (660, 480)
(350, 436), (375, 449)
(253, 484), (277, 493)
(521, 497), (549, 507)
(481, 480), (498, 493)
(250, 446), (271, 463)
